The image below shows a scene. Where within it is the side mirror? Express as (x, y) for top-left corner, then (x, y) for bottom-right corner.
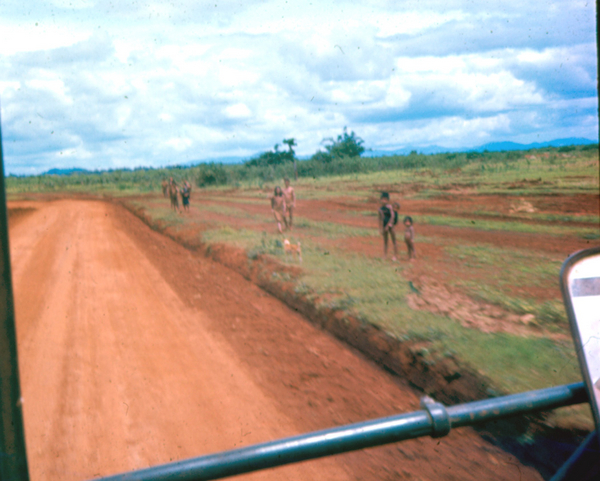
(561, 246), (600, 435)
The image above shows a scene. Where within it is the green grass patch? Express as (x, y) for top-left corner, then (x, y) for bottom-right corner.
(293, 217), (375, 239)
(463, 283), (566, 329)
(301, 249), (409, 328)
(467, 211), (600, 225)
(450, 331), (580, 394)
(197, 203), (264, 220)
(443, 244), (567, 328)
(204, 195), (267, 205)
(300, 248), (581, 393)
(446, 244), (563, 281)
(202, 227), (274, 251)
(135, 203), (187, 229)
(422, 215), (597, 237)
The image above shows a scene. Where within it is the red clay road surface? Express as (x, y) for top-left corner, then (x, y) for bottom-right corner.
(9, 199), (543, 481)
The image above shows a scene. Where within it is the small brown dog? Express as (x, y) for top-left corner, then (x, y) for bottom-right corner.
(283, 239), (302, 263)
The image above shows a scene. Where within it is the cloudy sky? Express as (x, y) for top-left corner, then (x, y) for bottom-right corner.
(0, 0), (597, 175)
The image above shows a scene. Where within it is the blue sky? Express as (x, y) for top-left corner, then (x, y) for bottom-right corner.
(0, 0), (597, 175)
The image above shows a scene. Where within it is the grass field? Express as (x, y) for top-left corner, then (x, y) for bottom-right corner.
(7, 146), (599, 428)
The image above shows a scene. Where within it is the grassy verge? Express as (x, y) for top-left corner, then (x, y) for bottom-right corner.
(200, 226), (582, 395)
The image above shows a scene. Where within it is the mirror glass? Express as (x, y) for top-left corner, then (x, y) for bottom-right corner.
(565, 249), (600, 430)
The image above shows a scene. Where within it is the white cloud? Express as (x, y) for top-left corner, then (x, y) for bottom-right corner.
(367, 113), (512, 150)
(375, 10), (466, 37)
(28, 77), (73, 106)
(383, 77), (412, 108)
(0, 80), (21, 96)
(166, 137), (192, 151)
(0, 24), (89, 55)
(0, 0), (597, 174)
(49, 0), (94, 8)
(225, 103), (252, 119)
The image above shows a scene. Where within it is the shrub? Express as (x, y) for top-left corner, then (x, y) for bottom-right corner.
(558, 145), (576, 153)
(311, 150), (333, 163)
(321, 127), (365, 159)
(196, 163), (228, 187)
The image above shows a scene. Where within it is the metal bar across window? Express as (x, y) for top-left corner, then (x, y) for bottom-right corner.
(97, 382), (587, 481)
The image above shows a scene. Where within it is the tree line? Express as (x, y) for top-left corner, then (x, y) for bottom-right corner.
(5, 135), (597, 193)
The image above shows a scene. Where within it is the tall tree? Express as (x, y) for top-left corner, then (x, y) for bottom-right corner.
(323, 127), (365, 159)
(283, 138), (298, 180)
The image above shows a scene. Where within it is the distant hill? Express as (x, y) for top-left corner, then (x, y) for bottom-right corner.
(472, 137), (597, 152)
(364, 137), (597, 157)
(176, 155), (249, 168)
(44, 167), (93, 176)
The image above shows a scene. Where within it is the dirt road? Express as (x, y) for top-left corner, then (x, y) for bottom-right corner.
(8, 199), (543, 481)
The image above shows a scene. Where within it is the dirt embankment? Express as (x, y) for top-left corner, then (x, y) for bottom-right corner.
(7, 206), (36, 227)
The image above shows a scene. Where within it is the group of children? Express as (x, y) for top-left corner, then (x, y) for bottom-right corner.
(378, 192), (416, 262)
(163, 177), (191, 213)
(270, 180), (415, 262)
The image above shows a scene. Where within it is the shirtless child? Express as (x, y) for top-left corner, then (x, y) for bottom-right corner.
(403, 216), (416, 260)
(168, 177), (180, 213)
(282, 177), (296, 229)
(378, 192), (398, 261)
(180, 181), (191, 212)
(271, 186), (287, 234)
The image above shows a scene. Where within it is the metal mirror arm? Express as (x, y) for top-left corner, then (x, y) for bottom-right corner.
(553, 246), (600, 480)
(550, 431), (600, 481)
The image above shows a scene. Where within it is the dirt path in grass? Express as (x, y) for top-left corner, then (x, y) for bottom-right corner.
(8, 199), (543, 481)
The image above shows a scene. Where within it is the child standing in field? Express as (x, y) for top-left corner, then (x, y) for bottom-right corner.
(378, 192), (398, 261)
(168, 177), (180, 213)
(403, 216), (416, 260)
(180, 181), (191, 212)
(271, 186), (287, 234)
(282, 177), (296, 229)
(392, 202), (400, 225)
